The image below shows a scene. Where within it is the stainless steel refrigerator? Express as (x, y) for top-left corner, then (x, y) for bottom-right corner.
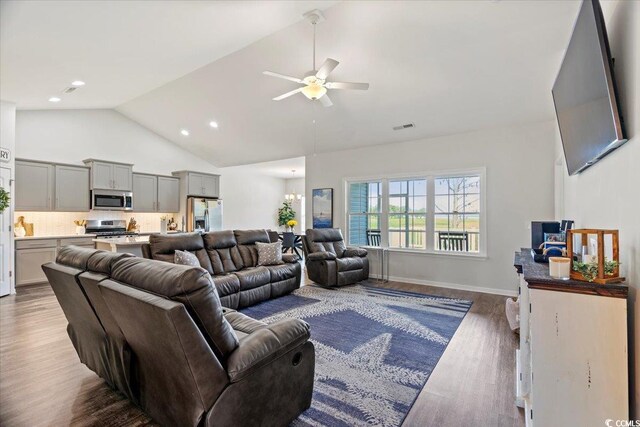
(186, 198), (223, 232)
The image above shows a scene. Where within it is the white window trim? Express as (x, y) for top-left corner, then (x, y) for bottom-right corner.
(343, 167), (487, 258)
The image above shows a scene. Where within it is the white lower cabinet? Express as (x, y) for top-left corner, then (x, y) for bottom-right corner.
(528, 289), (628, 426)
(15, 237), (95, 286)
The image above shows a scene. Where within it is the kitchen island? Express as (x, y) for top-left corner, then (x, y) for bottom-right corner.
(93, 235), (150, 257)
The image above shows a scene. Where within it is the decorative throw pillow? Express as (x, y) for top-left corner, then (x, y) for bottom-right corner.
(174, 250), (200, 267)
(255, 241), (284, 266)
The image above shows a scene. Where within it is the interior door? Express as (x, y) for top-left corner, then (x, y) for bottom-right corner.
(1, 167), (12, 296)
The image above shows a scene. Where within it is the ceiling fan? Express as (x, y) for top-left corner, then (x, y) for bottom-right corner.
(263, 9), (369, 107)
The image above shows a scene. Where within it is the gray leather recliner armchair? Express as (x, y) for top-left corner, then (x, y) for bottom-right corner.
(302, 228), (369, 287)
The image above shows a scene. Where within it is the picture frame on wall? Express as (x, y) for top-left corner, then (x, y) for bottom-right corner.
(312, 188), (333, 229)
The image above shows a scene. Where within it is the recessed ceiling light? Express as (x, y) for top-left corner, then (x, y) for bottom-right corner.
(209, 121), (219, 129)
(180, 129), (190, 136)
(48, 97), (61, 103)
(71, 80), (85, 87)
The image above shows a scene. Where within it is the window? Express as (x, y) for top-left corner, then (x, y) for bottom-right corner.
(348, 181), (381, 246)
(434, 176), (480, 253)
(346, 170), (484, 255)
(388, 179), (427, 249)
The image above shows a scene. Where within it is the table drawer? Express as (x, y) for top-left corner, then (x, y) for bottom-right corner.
(15, 239), (57, 250)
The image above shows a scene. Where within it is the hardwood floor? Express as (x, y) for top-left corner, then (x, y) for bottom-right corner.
(0, 277), (524, 427)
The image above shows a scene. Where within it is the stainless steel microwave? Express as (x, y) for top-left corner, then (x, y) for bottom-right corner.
(91, 190), (133, 211)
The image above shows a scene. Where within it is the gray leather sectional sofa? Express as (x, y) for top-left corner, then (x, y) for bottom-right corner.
(141, 229), (301, 309)
(42, 243), (314, 427)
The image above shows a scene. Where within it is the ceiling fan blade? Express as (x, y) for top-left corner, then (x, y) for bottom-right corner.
(319, 94), (333, 107)
(315, 58), (339, 80)
(325, 81), (370, 90)
(273, 87), (303, 101)
(263, 71), (303, 84)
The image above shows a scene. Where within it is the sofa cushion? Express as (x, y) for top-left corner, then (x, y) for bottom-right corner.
(224, 311), (267, 336)
(343, 247), (368, 258)
(87, 250), (133, 275)
(337, 257), (364, 272)
(235, 230), (271, 268)
(266, 263), (299, 283)
(175, 250), (200, 267)
(148, 233), (213, 274)
(202, 231), (244, 274)
(255, 241), (284, 266)
(56, 245), (96, 270)
(110, 257), (238, 360)
(305, 228), (347, 257)
(233, 266), (270, 291)
(211, 273), (240, 297)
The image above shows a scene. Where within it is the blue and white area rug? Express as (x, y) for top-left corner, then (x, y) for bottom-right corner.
(240, 284), (473, 427)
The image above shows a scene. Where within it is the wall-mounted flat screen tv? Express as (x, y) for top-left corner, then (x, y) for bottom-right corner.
(552, 0), (627, 175)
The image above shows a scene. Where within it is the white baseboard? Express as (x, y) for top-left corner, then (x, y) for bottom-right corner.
(369, 273), (518, 297)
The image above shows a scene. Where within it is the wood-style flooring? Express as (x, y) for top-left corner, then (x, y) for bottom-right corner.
(0, 276), (524, 426)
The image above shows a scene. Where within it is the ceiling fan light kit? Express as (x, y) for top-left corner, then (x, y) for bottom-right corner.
(263, 9), (369, 107)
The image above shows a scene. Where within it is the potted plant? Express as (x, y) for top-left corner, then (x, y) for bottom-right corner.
(278, 201), (296, 230)
(0, 187), (9, 213)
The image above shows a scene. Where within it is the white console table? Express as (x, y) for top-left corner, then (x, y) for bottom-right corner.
(514, 249), (629, 426)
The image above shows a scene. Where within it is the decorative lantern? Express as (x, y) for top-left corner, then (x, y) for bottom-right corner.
(566, 229), (624, 284)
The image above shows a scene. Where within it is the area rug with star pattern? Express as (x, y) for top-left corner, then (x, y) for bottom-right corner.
(239, 283), (473, 427)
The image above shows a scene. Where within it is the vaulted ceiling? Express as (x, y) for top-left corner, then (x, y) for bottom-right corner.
(1, 0), (584, 167)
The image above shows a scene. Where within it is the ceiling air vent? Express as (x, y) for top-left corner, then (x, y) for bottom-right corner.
(393, 123), (415, 131)
(63, 87), (77, 94)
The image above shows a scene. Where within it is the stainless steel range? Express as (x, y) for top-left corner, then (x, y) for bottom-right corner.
(85, 220), (138, 238)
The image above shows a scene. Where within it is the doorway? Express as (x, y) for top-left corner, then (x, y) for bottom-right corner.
(1, 167), (12, 296)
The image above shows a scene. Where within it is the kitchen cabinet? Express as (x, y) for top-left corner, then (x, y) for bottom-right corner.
(132, 174), (179, 213)
(15, 237), (95, 286)
(133, 173), (157, 212)
(15, 239), (57, 286)
(15, 160), (54, 211)
(55, 165), (90, 211)
(84, 159), (133, 191)
(157, 176), (180, 212)
(183, 172), (220, 198)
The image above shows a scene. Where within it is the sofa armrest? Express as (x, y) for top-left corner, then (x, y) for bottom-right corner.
(343, 247), (368, 258)
(226, 319), (310, 383)
(282, 253), (298, 264)
(307, 252), (337, 261)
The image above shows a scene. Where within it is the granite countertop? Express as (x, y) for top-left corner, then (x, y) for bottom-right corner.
(93, 236), (150, 246)
(514, 248), (628, 298)
(15, 234), (97, 241)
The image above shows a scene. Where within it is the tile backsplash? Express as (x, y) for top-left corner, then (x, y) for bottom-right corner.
(14, 211), (181, 236)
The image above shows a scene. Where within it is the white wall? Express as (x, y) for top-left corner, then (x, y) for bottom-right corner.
(555, 0), (639, 416)
(306, 120), (556, 295)
(1, 101), (16, 294)
(14, 108), (287, 231)
(219, 165), (285, 231)
(15, 109), (216, 174)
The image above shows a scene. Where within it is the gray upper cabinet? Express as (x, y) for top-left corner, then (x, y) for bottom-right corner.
(113, 164), (133, 191)
(55, 165), (90, 211)
(84, 159), (133, 191)
(132, 173), (157, 212)
(91, 161), (113, 189)
(184, 172), (219, 198)
(15, 160), (54, 211)
(157, 176), (180, 212)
